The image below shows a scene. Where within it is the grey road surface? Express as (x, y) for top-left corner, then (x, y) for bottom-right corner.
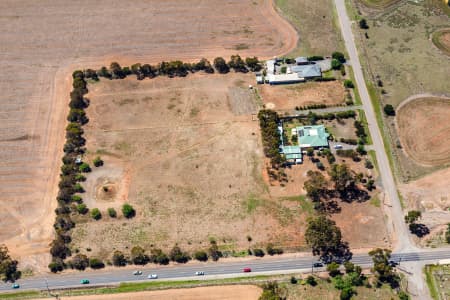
(0, 250), (449, 293)
(333, 0), (413, 252)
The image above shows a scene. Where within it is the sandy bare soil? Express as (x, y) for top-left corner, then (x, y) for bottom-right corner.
(0, 0), (297, 269)
(396, 97), (450, 166)
(259, 81), (346, 111)
(33, 285), (262, 300)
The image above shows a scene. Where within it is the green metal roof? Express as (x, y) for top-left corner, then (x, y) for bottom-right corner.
(297, 125), (329, 148)
(282, 145), (301, 154)
(285, 153), (302, 160)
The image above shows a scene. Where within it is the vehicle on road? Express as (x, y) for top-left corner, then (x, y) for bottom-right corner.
(12, 283), (20, 289)
(334, 144), (343, 149)
(313, 262), (323, 268)
(80, 279), (90, 284)
(195, 271), (205, 276)
(148, 274), (158, 279)
(133, 270), (142, 275)
(243, 267), (252, 273)
(388, 260), (398, 267)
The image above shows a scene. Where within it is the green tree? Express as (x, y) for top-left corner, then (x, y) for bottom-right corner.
(91, 208), (101, 220)
(89, 258), (105, 269)
(331, 59), (342, 70)
(259, 281), (284, 300)
(71, 254), (89, 270)
(194, 251), (208, 262)
(359, 18), (369, 29)
(208, 240), (223, 261)
(0, 245), (21, 282)
(245, 57), (262, 71)
(332, 52), (346, 63)
(149, 249), (169, 265)
(368, 248), (399, 287)
(329, 164), (354, 193)
(112, 250), (127, 266)
(306, 275), (317, 286)
(131, 246), (149, 265)
(343, 261), (355, 273)
(253, 248), (265, 257)
(93, 156), (103, 167)
(79, 162), (91, 173)
(304, 170), (327, 201)
(169, 245), (190, 263)
(305, 216), (351, 262)
(383, 104), (396, 116)
(122, 203), (136, 218)
(404, 210), (421, 224)
(76, 203), (88, 214)
(213, 57), (229, 74)
(327, 262), (341, 277)
(107, 207), (117, 218)
(343, 80), (354, 88)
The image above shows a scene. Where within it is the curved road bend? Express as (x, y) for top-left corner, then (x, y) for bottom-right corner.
(333, 0), (413, 252)
(0, 250), (449, 292)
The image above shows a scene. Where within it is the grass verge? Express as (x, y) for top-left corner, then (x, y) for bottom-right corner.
(347, 66), (361, 105)
(368, 150), (379, 173)
(424, 265), (440, 300)
(0, 276), (275, 300)
(357, 109), (372, 145)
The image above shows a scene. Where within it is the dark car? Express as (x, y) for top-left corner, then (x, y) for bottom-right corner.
(313, 262), (324, 268)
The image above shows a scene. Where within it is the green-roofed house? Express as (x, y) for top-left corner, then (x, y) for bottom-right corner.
(297, 125), (330, 149)
(282, 145), (302, 164)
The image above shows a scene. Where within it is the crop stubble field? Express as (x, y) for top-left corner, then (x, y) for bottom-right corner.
(0, 0), (297, 269)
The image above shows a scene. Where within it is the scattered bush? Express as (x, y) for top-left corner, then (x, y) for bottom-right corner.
(307, 56), (324, 61)
(290, 276), (298, 284)
(327, 262), (341, 277)
(383, 104), (395, 116)
(169, 246), (191, 263)
(344, 80), (354, 88)
(150, 248), (170, 265)
(359, 19), (369, 29)
(122, 203), (136, 218)
(48, 259), (65, 273)
(131, 246), (150, 265)
(194, 251), (208, 262)
(331, 59), (342, 70)
(253, 248), (265, 257)
(107, 207), (117, 218)
(213, 57), (229, 74)
(208, 241), (223, 261)
(71, 254), (89, 270)
(76, 203), (88, 214)
(365, 159), (374, 169)
(90, 208), (101, 220)
(112, 250), (127, 267)
(306, 275), (317, 286)
(79, 162), (91, 173)
(93, 156), (103, 167)
(0, 245), (21, 282)
(266, 244), (283, 255)
(89, 258), (105, 269)
(332, 52), (346, 63)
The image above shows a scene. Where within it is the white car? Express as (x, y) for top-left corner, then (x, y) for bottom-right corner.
(148, 274), (158, 279)
(133, 270), (142, 275)
(334, 144), (343, 149)
(195, 271), (205, 276)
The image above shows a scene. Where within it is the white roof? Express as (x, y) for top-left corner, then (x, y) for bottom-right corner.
(267, 73), (305, 83)
(309, 129), (318, 136)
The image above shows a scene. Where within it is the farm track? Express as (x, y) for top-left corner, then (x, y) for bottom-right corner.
(0, 0), (297, 270)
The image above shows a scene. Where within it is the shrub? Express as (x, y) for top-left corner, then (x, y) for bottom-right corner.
(150, 249), (170, 265)
(75, 174), (86, 182)
(307, 56), (324, 61)
(71, 254), (89, 270)
(112, 250), (127, 266)
(48, 259), (65, 273)
(131, 246), (150, 265)
(169, 246), (191, 263)
(71, 195), (82, 203)
(208, 241), (223, 261)
(107, 207), (117, 218)
(290, 276), (298, 284)
(93, 156), (103, 167)
(194, 251), (208, 262)
(73, 183), (84, 193)
(266, 244), (283, 255)
(383, 104), (395, 116)
(359, 19), (369, 29)
(213, 57), (229, 74)
(365, 159), (374, 169)
(280, 66), (287, 74)
(228, 55), (248, 73)
(245, 57), (262, 71)
(89, 258), (105, 269)
(91, 208), (101, 220)
(122, 203), (136, 218)
(332, 52), (346, 63)
(331, 59), (342, 70)
(327, 262), (341, 277)
(253, 248), (265, 257)
(344, 80), (354, 88)
(79, 163), (91, 173)
(50, 238), (71, 259)
(306, 275), (317, 286)
(76, 203), (88, 214)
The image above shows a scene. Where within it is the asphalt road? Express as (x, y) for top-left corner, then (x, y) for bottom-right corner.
(333, 0), (413, 252)
(1, 250), (449, 292)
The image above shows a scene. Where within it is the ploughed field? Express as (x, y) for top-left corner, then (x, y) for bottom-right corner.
(396, 97), (450, 166)
(72, 73), (313, 258)
(0, 0), (296, 268)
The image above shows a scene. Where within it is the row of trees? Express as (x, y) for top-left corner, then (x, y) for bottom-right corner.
(85, 56), (262, 82)
(258, 110), (284, 168)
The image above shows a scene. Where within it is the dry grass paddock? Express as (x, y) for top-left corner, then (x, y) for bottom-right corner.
(432, 28), (450, 56)
(0, 0), (297, 269)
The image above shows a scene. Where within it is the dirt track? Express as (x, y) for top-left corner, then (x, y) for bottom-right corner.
(0, 0), (297, 270)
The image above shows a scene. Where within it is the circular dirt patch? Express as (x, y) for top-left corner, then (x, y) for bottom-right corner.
(397, 97), (450, 166)
(432, 28), (450, 56)
(265, 102), (276, 109)
(96, 179), (119, 202)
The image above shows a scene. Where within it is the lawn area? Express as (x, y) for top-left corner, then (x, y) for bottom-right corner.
(424, 264), (450, 300)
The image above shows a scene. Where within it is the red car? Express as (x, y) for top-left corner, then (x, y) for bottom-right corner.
(243, 267), (252, 273)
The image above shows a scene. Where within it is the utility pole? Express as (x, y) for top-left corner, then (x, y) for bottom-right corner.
(45, 278), (60, 300)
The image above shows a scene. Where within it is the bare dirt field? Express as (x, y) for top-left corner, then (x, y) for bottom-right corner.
(259, 81), (346, 111)
(71, 73), (317, 258)
(396, 97), (450, 166)
(33, 285), (262, 300)
(0, 0), (297, 269)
